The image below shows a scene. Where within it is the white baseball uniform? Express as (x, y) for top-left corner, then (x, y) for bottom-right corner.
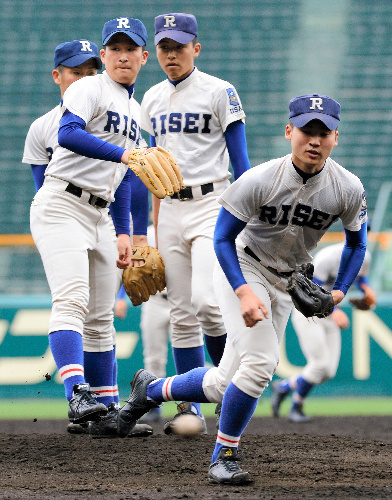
(30, 71), (144, 352)
(22, 105), (61, 166)
(141, 67), (246, 347)
(202, 154), (367, 402)
(291, 242), (371, 385)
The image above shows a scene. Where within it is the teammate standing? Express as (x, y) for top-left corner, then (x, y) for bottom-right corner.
(23, 39), (102, 189)
(118, 93), (368, 484)
(30, 17), (150, 429)
(140, 12), (251, 432)
(272, 238), (376, 422)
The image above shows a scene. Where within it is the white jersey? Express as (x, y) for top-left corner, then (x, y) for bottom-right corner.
(140, 67), (246, 186)
(313, 242), (371, 291)
(22, 105), (62, 165)
(219, 154), (367, 272)
(47, 71), (145, 202)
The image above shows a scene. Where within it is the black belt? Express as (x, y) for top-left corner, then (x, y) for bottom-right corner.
(65, 183), (109, 208)
(243, 246), (293, 278)
(171, 182), (214, 200)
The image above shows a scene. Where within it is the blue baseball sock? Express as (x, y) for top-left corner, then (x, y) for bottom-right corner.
(212, 383), (259, 463)
(278, 378), (292, 393)
(204, 333), (227, 366)
(147, 367), (210, 403)
(49, 330), (85, 401)
(172, 346), (205, 415)
(292, 376), (313, 410)
(112, 345), (119, 405)
(84, 350), (117, 407)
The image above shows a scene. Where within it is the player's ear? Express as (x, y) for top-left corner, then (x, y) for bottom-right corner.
(52, 69), (61, 86)
(334, 130), (339, 146)
(100, 48), (106, 65)
(141, 50), (149, 66)
(193, 43), (201, 58)
(285, 124), (292, 141)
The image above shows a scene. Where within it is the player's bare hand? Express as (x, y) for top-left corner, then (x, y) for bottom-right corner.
(331, 289), (345, 306)
(235, 284), (268, 328)
(117, 234), (132, 269)
(114, 298), (128, 319)
(331, 308), (350, 329)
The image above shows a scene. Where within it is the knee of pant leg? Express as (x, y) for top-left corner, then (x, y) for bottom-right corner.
(49, 299), (88, 334)
(202, 367), (226, 403)
(304, 364), (330, 385)
(171, 328), (203, 348)
(83, 326), (114, 352)
(232, 356), (278, 399)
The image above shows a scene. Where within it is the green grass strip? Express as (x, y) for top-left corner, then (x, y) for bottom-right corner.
(1, 397), (391, 420)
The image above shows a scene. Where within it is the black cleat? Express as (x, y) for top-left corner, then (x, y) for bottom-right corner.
(288, 405), (311, 423)
(208, 447), (253, 485)
(271, 379), (290, 418)
(68, 383), (108, 424)
(163, 402), (207, 435)
(89, 403), (153, 438)
(117, 369), (160, 438)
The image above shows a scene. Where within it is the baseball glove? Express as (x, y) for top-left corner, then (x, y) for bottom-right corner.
(287, 269), (334, 318)
(128, 146), (184, 199)
(122, 246), (166, 306)
(349, 297), (372, 311)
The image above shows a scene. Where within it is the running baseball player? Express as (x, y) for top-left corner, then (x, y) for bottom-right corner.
(140, 12), (252, 433)
(118, 93), (368, 484)
(272, 235), (376, 423)
(29, 17), (151, 435)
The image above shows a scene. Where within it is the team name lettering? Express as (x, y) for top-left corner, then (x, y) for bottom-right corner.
(309, 97), (323, 110)
(79, 40), (92, 52)
(104, 111), (143, 142)
(164, 15), (176, 27)
(151, 113), (213, 136)
(259, 203), (338, 230)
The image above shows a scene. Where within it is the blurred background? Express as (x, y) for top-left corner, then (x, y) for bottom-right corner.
(0, 0), (391, 409)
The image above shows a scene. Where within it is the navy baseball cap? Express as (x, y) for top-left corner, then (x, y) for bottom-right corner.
(102, 17), (147, 46)
(155, 13), (197, 45)
(54, 40), (102, 70)
(289, 93), (341, 130)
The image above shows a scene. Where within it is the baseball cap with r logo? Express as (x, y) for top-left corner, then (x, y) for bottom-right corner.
(289, 93), (341, 130)
(54, 40), (102, 70)
(102, 17), (148, 46)
(155, 13), (197, 45)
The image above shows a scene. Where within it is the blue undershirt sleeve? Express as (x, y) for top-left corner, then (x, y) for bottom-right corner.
(116, 285), (127, 300)
(58, 110), (125, 162)
(224, 121), (251, 180)
(130, 172), (149, 235)
(109, 170), (131, 235)
(31, 164), (47, 192)
(333, 222), (367, 294)
(213, 207), (248, 291)
(149, 134), (156, 147)
(355, 275), (369, 290)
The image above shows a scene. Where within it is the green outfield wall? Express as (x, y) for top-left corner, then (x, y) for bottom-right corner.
(0, 296), (392, 400)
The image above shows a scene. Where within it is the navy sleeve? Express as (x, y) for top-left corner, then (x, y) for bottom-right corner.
(224, 121), (251, 180)
(333, 222), (367, 294)
(213, 207), (248, 291)
(31, 164), (46, 192)
(109, 170), (131, 235)
(116, 285), (127, 300)
(130, 172), (149, 235)
(149, 134), (156, 147)
(58, 110), (125, 162)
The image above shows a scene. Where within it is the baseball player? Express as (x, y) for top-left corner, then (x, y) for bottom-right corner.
(29, 17), (150, 432)
(272, 237), (376, 423)
(118, 93), (368, 484)
(140, 12), (252, 432)
(115, 224), (171, 422)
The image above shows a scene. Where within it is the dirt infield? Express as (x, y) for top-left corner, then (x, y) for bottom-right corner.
(1, 416), (392, 499)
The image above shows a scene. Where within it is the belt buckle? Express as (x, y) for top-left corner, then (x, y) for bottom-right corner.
(89, 194), (107, 208)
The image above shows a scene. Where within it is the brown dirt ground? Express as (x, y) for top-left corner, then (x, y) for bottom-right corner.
(1, 416), (392, 499)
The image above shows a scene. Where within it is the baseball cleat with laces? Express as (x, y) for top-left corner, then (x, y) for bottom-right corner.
(208, 447), (253, 485)
(68, 383), (108, 424)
